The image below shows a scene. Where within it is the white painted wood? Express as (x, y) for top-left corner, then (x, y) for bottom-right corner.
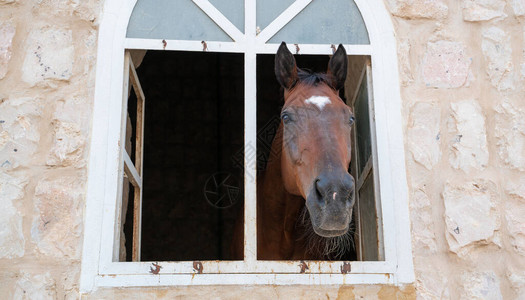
(128, 56), (145, 104)
(95, 273), (395, 287)
(84, 0), (135, 293)
(123, 151), (142, 189)
(355, 0), (414, 283)
(81, 0), (415, 292)
(349, 64), (366, 262)
(256, 0), (312, 43)
(80, 5), (120, 293)
(125, 38), (245, 52)
(125, 39), (372, 55)
(130, 52), (145, 262)
(192, 0), (245, 42)
(99, 260), (394, 275)
(243, 0), (257, 264)
(256, 43), (371, 55)
(366, 61), (384, 261)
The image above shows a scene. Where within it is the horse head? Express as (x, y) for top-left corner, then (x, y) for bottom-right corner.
(275, 42), (355, 238)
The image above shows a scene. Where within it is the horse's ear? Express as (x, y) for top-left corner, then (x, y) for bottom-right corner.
(275, 42), (298, 89)
(327, 44), (348, 91)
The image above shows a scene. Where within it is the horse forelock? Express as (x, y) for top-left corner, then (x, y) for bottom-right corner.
(296, 68), (333, 88)
(283, 69), (344, 108)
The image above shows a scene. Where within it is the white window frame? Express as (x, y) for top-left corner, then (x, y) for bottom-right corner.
(80, 0), (414, 292)
(350, 61), (385, 262)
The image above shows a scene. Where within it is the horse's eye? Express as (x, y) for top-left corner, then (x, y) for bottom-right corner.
(349, 116), (356, 125)
(282, 113), (291, 124)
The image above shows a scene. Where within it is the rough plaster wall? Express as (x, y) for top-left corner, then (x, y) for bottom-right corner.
(0, 0), (524, 299)
(394, 0), (525, 299)
(0, 0), (100, 298)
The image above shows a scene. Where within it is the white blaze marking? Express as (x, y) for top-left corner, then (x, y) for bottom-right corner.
(305, 96), (331, 110)
(333, 192), (337, 200)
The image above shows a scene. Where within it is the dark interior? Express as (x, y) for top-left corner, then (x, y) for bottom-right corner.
(124, 51), (357, 261)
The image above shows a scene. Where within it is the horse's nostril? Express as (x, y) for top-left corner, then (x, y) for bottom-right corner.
(315, 178), (323, 199)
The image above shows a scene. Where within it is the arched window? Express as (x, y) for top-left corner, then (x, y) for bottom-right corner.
(80, 0), (413, 291)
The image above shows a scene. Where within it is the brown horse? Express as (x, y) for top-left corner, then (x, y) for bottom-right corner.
(233, 42), (356, 260)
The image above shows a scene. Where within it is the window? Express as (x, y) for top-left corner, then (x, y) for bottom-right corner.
(348, 60), (383, 261)
(81, 0), (414, 292)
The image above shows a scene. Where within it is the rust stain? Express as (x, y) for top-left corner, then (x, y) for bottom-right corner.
(201, 41), (208, 52)
(294, 44), (300, 54)
(299, 261), (309, 273)
(340, 262), (351, 274)
(193, 261), (203, 274)
(149, 262), (162, 274)
(331, 44), (337, 54)
(162, 39), (167, 50)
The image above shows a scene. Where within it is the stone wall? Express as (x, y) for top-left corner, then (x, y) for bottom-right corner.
(395, 1), (525, 299)
(0, 0), (99, 298)
(0, 0), (524, 299)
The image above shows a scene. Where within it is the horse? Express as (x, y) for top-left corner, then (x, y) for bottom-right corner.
(232, 42), (356, 260)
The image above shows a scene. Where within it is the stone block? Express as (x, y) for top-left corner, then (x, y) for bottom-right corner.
(0, 97), (42, 170)
(408, 101), (441, 169)
(494, 101), (525, 171)
(46, 120), (85, 167)
(386, 0), (448, 19)
(460, 271), (502, 300)
(398, 39), (413, 86)
(35, 0), (101, 23)
(505, 176), (525, 201)
(22, 27), (74, 86)
(443, 180), (499, 255)
(0, 172), (26, 258)
(422, 41), (471, 88)
(449, 100), (488, 172)
(507, 267), (525, 298)
(505, 199), (525, 256)
(416, 270), (450, 300)
(31, 176), (84, 259)
(482, 26), (514, 91)
(462, 0), (507, 21)
(410, 189), (437, 254)
(61, 266), (80, 300)
(53, 97), (90, 134)
(511, 0), (525, 16)
(0, 22), (15, 79)
(13, 272), (56, 300)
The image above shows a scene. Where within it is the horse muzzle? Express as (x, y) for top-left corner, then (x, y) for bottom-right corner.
(305, 171), (355, 237)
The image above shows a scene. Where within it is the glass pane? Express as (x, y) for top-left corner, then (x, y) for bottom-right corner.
(268, 0), (369, 45)
(358, 172), (379, 261)
(209, 0), (244, 33)
(355, 75), (371, 175)
(256, 0), (295, 31)
(127, 0), (233, 42)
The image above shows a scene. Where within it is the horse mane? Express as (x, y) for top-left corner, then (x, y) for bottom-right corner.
(295, 68), (334, 88)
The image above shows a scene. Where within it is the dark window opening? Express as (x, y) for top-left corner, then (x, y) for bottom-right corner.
(121, 51), (380, 263)
(124, 51), (244, 261)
